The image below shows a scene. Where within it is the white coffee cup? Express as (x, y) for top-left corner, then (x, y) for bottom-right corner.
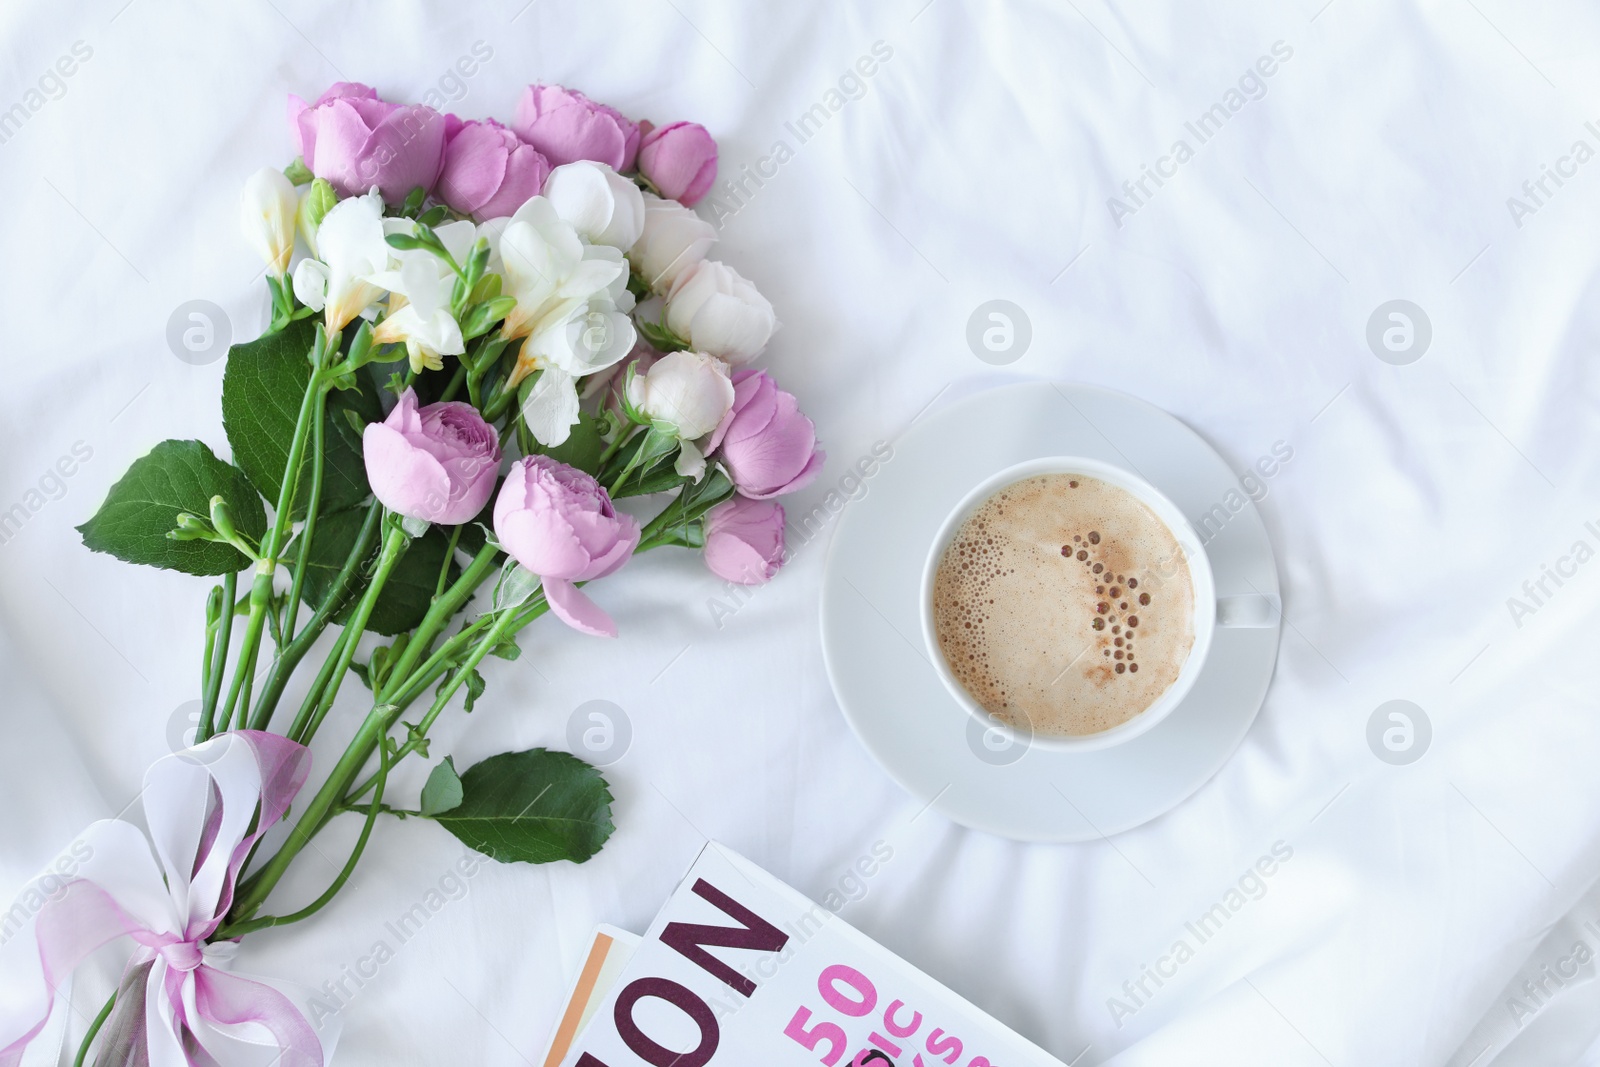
(920, 456), (1270, 753)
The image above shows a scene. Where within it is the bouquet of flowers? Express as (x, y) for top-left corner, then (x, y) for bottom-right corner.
(0, 80), (822, 1067)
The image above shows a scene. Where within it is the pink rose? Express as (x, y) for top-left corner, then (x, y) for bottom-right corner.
(638, 121), (718, 206)
(703, 497), (785, 585)
(708, 370), (824, 499)
(511, 84), (640, 171)
(436, 118), (550, 221)
(287, 82), (378, 157)
(291, 85), (448, 203)
(363, 389), (501, 525)
(494, 456), (641, 637)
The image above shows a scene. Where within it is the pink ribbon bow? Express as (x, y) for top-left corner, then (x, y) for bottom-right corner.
(0, 731), (327, 1067)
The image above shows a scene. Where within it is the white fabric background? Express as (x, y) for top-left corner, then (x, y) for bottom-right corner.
(3, 0), (1600, 1064)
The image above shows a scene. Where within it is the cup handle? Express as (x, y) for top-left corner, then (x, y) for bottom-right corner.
(1217, 594), (1277, 628)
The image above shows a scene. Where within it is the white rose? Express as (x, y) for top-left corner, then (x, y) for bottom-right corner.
(544, 161), (645, 250)
(239, 167), (298, 277)
(626, 350), (736, 479)
(627, 350), (734, 441)
(629, 193), (716, 293)
(663, 260), (776, 364)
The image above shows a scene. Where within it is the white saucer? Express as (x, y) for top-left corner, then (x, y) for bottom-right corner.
(819, 381), (1282, 842)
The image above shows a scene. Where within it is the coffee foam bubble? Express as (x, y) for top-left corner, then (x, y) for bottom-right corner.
(932, 473), (1195, 737)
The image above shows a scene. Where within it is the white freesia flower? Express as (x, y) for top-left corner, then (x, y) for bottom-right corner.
(291, 189), (390, 332)
(499, 196), (626, 348)
(520, 290), (638, 446)
(629, 193), (716, 293)
(496, 195), (637, 446)
(239, 167), (297, 277)
(369, 218), (476, 373)
(625, 350), (735, 478)
(663, 259), (777, 365)
(544, 161), (645, 250)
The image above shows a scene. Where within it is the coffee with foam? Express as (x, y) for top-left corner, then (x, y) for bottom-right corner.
(931, 473), (1195, 737)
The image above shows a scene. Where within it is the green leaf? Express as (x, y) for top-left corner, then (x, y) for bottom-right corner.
(222, 319), (382, 520)
(636, 317), (689, 353)
(429, 748), (615, 864)
(283, 157), (314, 185)
(539, 413), (608, 476)
(78, 440), (265, 575)
(420, 757), (463, 816)
(460, 666), (485, 713)
(285, 506), (459, 635)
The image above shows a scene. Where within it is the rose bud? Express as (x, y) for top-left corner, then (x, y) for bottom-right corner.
(362, 389), (501, 525)
(493, 456), (641, 637)
(664, 260), (777, 365)
(291, 85), (448, 204)
(239, 167), (298, 277)
(703, 497), (785, 585)
(707, 370), (824, 499)
(626, 351), (735, 479)
(629, 193), (716, 293)
(511, 84), (640, 171)
(436, 117), (551, 221)
(637, 121), (718, 206)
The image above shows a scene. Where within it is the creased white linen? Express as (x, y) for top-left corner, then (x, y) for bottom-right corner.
(3, 1), (1600, 1064)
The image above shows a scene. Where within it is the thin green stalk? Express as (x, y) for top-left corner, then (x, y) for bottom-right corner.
(249, 500), (381, 732)
(218, 344), (327, 730)
(293, 524), (411, 746)
(437, 363), (467, 403)
(72, 991), (116, 1067)
(374, 542), (500, 705)
(231, 701), (392, 922)
(218, 574), (271, 731)
(596, 423), (636, 469)
(284, 623), (354, 743)
(213, 738), (389, 941)
(435, 525), (462, 599)
(343, 593), (549, 807)
(232, 635), (261, 732)
(197, 570), (237, 742)
(281, 396), (327, 646)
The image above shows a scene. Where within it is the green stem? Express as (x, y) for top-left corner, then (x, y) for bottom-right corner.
(291, 524), (411, 746)
(343, 593), (550, 807)
(197, 570), (235, 741)
(435, 525), (462, 599)
(284, 623), (354, 741)
(437, 363), (467, 403)
(375, 542), (500, 705)
(596, 423), (636, 469)
(480, 347), (521, 422)
(72, 991), (116, 1067)
(281, 395), (327, 646)
(232, 633), (261, 732)
(214, 736), (389, 940)
(231, 699), (392, 922)
(219, 574), (271, 731)
(218, 343), (327, 731)
(249, 500), (381, 732)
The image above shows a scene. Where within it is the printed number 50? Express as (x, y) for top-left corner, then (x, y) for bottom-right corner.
(785, 1006), (848, 1066)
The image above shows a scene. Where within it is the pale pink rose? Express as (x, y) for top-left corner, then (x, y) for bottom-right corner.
(362, 389), (501, 524)
(511, 84), (640, 170)
(493, 456), (640, 637)
(638, 121), (718, 206)
(708, 370), (823, 499)
(291, 84), (449, 204)
(703, 496), (785, 585)
(437, 117), (550, 220)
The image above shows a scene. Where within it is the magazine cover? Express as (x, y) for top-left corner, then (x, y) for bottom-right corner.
(559, 844), (1063, 1067)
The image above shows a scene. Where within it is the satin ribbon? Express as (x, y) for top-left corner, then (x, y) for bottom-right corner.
(0, 730), (328, 1066)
